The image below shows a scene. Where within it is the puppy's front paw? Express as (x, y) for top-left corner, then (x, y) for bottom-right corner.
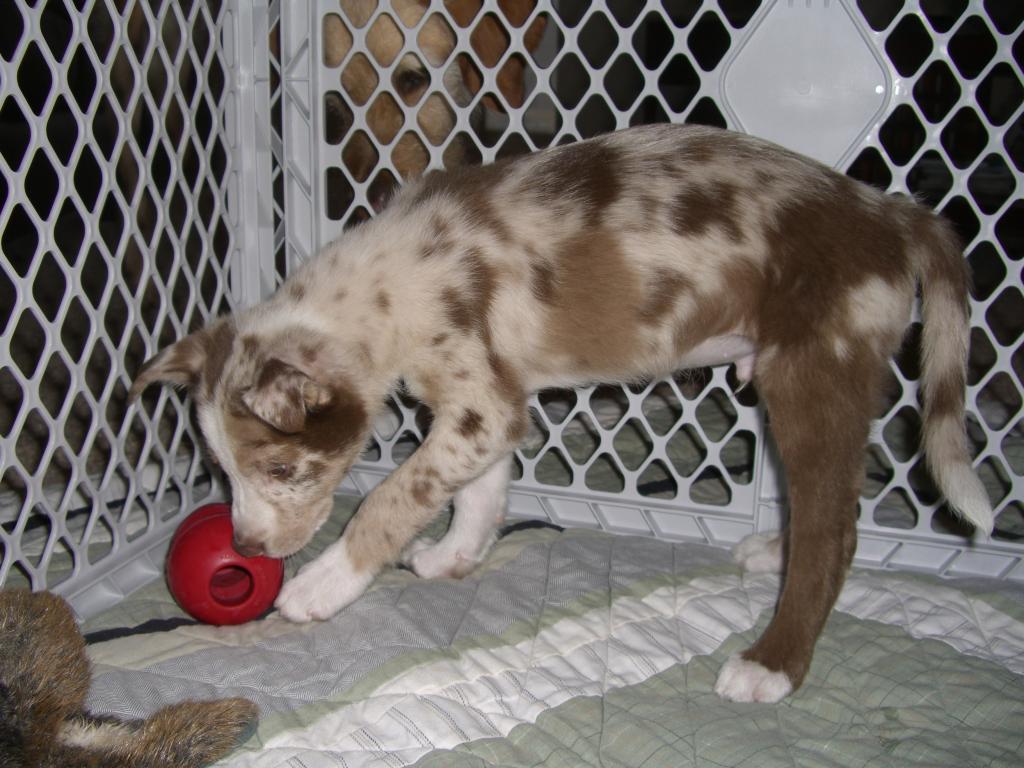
(732, 532), (784, 574)
(274, 545), (372, 623)
(714, 654), (792, 703)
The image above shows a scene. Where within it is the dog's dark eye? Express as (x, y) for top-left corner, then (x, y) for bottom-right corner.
(395, 67), (429, 95)
(268, 463), (292, 480)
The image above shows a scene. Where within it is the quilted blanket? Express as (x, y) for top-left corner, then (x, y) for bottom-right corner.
(82, 502), (1024, 767)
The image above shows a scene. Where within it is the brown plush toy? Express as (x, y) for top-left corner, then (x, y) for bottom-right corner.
(0, 589), (257, 767)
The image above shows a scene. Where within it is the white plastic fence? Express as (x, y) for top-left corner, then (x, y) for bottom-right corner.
(1, 0), (1022, 619)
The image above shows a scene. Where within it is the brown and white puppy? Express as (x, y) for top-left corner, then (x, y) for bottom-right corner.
(132, 123), (993, 703)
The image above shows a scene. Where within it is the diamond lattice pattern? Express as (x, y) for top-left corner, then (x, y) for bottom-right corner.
(1, 0), (237, 594)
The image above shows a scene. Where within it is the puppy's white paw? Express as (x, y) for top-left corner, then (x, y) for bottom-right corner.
(401, 536), (436, 564)
(274, 543), (373, 623)
(714, 654), (792, 703)
(404, 536), (479, 579)
(733, 532), (784, 574)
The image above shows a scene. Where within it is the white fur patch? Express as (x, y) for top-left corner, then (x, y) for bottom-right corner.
(732, 532), (784, 574)
(845, 275), (911, 337)
(676, 334), (757, 371)
(275, 538), (375, 622)
(925, 418), (994, 535)
(59, 719), (134, 750)
(714, 654), (793, 703)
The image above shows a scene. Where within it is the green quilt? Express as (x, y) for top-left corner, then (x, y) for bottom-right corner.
(82, 501), (1024, 767)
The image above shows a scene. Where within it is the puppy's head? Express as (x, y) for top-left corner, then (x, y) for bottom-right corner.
(131, 321), (371, 558)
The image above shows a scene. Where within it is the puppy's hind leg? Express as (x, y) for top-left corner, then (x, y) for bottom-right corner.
(715, 347), (879, 703)
(404, 453), (513, 579)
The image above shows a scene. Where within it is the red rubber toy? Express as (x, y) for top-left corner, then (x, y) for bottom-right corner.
(166, 503), (284, 625)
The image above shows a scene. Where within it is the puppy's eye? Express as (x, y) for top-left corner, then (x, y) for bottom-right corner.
(268, 463), (292, 479)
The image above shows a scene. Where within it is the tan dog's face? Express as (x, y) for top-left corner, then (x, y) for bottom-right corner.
(131, 322), (371, 558)
(323, 0), (547, 211)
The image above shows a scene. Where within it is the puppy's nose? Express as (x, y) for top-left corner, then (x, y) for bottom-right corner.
(233, 536), (266, 558)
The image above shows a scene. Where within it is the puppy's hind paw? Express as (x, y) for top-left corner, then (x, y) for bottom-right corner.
(402, 536), (480, 580)
(714, 654), (792, 703)
(732, 532), (784, 574)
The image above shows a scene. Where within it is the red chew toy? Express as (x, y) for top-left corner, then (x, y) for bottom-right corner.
(166, 503), (284, 625)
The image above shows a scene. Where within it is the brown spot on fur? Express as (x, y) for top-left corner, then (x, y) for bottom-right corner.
(506, 411), (528, 443)
(432, 333), (449, 346)
(441, 251), (497, 340)
(287, 281), (306, 301)
(200, 320), (237, 399)
(298, 459), (327, 484)
(299, 344), (319, 364)
(420, 233), (454, 259)
(432, 215), (451, 239)
(409, 162), (513, 242)
(530, 260), (557, 304)
(488, 352), (523, 406)
(541, 231), (644, 377)
(534, 140), (622, 225)
(412, 479), (433, 506)
(226, 374), (368, 458)
(241, 334), (259, 357)
(458, 409), (484, 437)
(463, 249), (496, 340)
(672, 182), (745, 243)
(639, 268), (693, 325)
(376, 289), (391, 312)
(442, 286), (473, 332)
(676, 134), (717, 166)
(422, 214), (455, 257)
(335, 289), (348, 303)
(415, 372), (442, 406)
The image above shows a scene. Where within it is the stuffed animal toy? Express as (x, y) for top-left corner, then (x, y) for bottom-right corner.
(0, 588), (257, 767)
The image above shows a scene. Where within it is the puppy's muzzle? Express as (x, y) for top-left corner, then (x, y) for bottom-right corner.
(233, 535), (267, 559)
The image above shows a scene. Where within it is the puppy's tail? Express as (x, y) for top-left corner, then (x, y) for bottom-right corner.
(912, 212), (993, 536)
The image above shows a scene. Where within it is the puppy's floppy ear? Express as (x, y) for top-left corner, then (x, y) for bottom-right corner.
(129, 320), (235, 401)
(130, 334), (206, 401)
(241, 359), (333, 434)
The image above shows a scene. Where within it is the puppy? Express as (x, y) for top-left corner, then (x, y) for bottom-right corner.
(132, 123), (993, 703)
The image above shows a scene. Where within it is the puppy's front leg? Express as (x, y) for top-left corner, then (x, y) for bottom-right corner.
(275, 406), (521, 623)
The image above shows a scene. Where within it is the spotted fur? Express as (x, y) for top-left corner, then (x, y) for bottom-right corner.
(0, 589), (256, 767)
(132, 124), (991, 701)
